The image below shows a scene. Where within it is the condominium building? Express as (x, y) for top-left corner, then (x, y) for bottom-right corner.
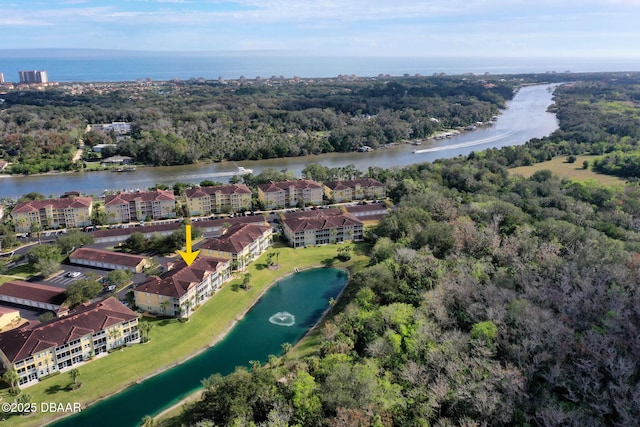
(257, 179), (323, 210)
(0, 298), (139, 386)
(323, 178), (386, 202)
(105, 190), (176, 223)
(133, 257), (231, 318)
(199, 223), (273, 271)
(11, 197), (93, 232)
(281, 209), (364, 248)
(18, 70), (48, 84)
(185, 184), (252, 215)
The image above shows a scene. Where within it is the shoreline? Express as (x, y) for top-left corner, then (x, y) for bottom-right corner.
(42, 264), (349, 427)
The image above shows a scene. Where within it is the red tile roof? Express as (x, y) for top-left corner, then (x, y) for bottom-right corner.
(12, 197), (93, 214)
(92, 216), (267, 239)
(324, 178), (384, 190)
(282, 209), (363, 233)
(257, 179), (322, 193)
(199, 223), (271, 254)
(104, 189), (175, 206)
(134, 257), (229, 299)
(0, 280), (67, 306)
(185, 184), (251, 198)
(69, 248), (147, 268)
(0, 297), (137, 363)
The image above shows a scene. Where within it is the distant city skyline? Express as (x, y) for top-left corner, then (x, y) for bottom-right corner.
(1, 1), (640, 59)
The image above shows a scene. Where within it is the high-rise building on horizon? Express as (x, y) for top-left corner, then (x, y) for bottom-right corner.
(0, 72), (4, 84)
(18, 70), (48, 84)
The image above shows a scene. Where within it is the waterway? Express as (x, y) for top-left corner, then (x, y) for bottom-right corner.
(0, 84), (559, 199)
(48, 267), (348, 427)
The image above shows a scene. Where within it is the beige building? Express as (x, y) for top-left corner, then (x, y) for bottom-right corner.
(105, 190), (176, 223)
(133, 257), (231, 318)
(0, 297), (139, 386)
(257, 180), (323, 209)
(323, 178), (386, 202)
(186, 184), (252, 215)
(11, 197), (93, 232)
(281, 209), (364, 248)
(199, 223), (272, 271)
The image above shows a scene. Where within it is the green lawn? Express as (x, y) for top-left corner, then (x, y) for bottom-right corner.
(509, 155), (626, 187)
(1, 243), (370, 427)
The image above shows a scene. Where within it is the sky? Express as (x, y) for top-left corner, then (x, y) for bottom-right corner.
(1, 0), (640, 58)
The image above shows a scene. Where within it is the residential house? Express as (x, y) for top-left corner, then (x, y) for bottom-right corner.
(0, 281), (69, 316)
(11, 197), (93, 232)
(323, 178), (385, 202)
(257, 179), (323, 210)
(69, 248), (150, 273)
(133, 257), (231, 318)
(105, 190), (176, 223)
(0, 297), (139, 386)
(281, 209), (364, 248)
(199, 223), (272, 271)
(185, 184), (252, 215)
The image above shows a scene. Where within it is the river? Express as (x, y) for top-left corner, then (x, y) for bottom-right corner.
(0, 84), (559, 199)
(47, 268), (349, 427)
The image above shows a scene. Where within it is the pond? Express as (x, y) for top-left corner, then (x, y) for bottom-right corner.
(48, 267), (349, 427)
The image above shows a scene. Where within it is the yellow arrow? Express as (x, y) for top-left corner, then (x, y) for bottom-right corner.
(177, 224), (200, 266)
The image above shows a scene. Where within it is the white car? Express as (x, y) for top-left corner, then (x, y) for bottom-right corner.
(67, 271), (81, 278)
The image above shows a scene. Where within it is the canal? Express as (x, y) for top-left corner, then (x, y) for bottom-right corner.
(48, 268), (349, 427)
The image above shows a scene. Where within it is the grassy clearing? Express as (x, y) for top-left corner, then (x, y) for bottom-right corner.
(1, 242), (370, 427)
(509, 155), (626, 187)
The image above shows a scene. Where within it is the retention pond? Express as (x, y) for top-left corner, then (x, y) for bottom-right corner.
(49, 267), (349, 427)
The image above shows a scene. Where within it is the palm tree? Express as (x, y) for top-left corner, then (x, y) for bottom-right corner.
(3, 368), (20, 395)
(108, 328), (123, 348)
(183, 299), (193, 320)
(69, 368), (80, 390)
(138, 320), (154, 343)
(274, 249), (280, 267)
(159, 300), (168, 316)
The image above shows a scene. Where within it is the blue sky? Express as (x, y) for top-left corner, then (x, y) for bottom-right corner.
(2, 0), (640, 57)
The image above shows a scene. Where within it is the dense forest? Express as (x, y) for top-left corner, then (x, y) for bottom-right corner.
(164, 74), (640, 427)
(2, 75), (515, 173)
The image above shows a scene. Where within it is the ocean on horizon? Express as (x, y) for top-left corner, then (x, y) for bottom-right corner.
(1, 50), (640, 83)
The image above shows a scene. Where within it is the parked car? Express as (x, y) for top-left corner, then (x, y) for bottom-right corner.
(106, 285), (116, 292)
(67, 271), (81, 278)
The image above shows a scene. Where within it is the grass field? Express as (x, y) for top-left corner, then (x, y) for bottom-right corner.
(0, 243), (370, 427)
(509, 155), (626, 187)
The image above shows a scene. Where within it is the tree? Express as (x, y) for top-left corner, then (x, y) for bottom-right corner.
(55, 231), (94, 254)
(35, 257), (61, 277)
(3, 368), (20, 395)
(28, 244), (60, 264)
(337, 245), (352, 261)
(38, 311), (55, 322)
(159, 301), (168, 316)
(122, 232), (146, 254)
(69, 368), (81, 390)
(242, 273), (252, 291)
(139, 320), (154, 343)
(65, 277), (103, 306)
(105, 269), (132, 288)
(30, 221), (43, 243)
